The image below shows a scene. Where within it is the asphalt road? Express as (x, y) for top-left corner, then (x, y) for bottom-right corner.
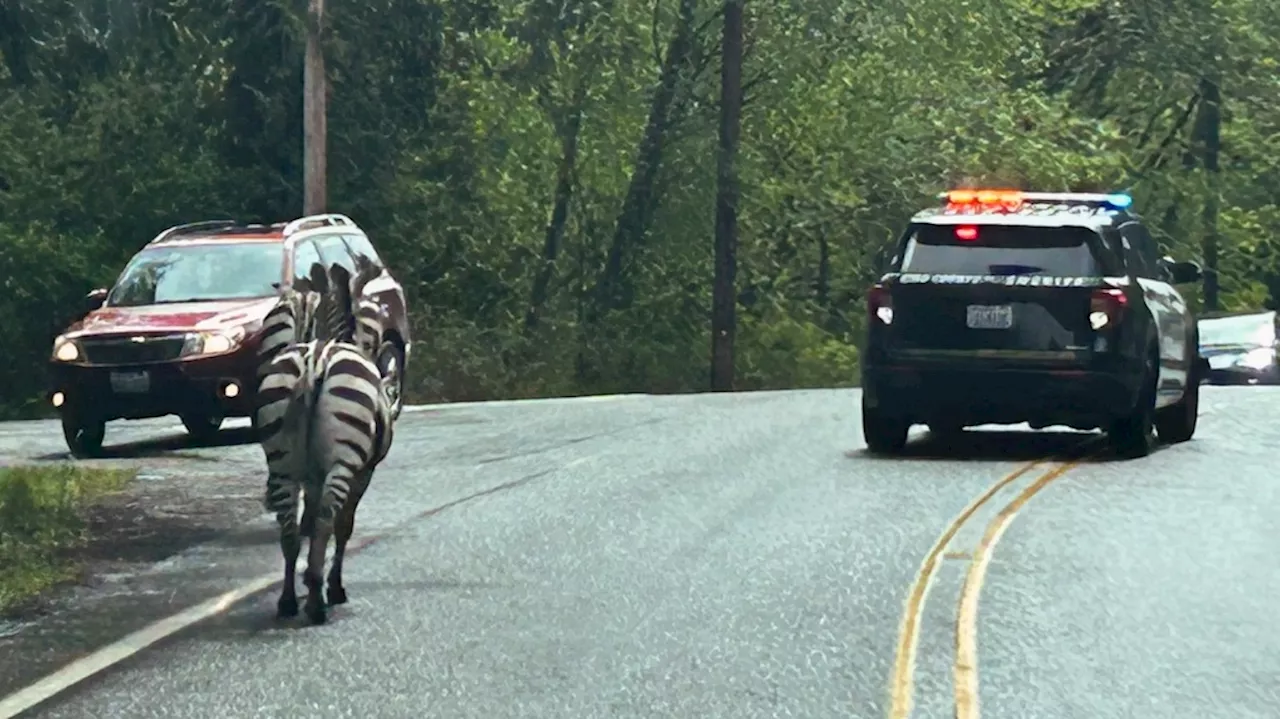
(7, 387), (1280, 718)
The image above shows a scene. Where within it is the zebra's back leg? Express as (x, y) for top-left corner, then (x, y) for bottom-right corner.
(327, 468), (373, 606)
(300, 486), (332, 625)
(265, 476), (301, 619)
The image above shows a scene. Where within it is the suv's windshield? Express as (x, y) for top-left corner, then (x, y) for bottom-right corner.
(898, 224), (1116, 276)
(1200, 313), (1276, 348)
(107, 242), (284, 307)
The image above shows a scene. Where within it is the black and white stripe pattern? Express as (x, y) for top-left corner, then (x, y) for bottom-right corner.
(352, 296), (383, 359)
(255, 260), (397, 624)
(257, 287), (316, 373)
(297, 339), (395, 622)
(256, 286), (322, 623)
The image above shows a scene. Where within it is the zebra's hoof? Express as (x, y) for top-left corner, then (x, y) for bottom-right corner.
(327, 586), (348, 606)
(277, 594), (299, 619)
(304, 594), (328, 625)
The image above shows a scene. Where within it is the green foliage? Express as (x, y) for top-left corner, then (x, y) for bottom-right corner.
(737, 310), (860, 390)
(2, 0), (1278, 414)
(0, 464), (134, 612)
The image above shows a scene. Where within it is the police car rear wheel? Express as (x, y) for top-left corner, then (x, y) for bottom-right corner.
(1154, 345), (1199, 444)
(1109, 347), (1157, 459)
(862, 400), (909, 455)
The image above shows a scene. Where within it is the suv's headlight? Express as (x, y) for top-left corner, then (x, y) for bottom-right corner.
(52, 335), (81, 362)
(181, 326), (246, 357)
(1238, 347), (1274, 369)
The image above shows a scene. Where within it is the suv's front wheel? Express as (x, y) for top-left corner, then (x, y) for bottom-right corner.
(62, 414), (106, 458)
(181, 412), (224, 443)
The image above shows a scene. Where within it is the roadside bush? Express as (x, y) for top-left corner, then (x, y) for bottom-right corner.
(0, 464), (133, 612)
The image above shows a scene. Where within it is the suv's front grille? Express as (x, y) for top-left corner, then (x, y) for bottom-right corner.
(80, 334), (188, 365)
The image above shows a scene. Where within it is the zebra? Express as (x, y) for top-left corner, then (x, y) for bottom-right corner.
(255, 261), (396, 624)
(255, 277), (323, 622)
(295, 338), (394, 622)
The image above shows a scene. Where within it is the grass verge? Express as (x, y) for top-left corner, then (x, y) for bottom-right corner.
(0, 463), (134, 614)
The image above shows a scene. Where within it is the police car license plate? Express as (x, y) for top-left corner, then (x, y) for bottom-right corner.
(966, 304), (1013, 330)
(109, 370), (150, 394)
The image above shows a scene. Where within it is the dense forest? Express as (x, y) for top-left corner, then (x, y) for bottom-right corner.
(1, 0), (1278, 418)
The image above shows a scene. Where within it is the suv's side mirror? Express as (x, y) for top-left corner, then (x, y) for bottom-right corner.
(1160, 256), (1202, 285)
(85, 287), (108, 311)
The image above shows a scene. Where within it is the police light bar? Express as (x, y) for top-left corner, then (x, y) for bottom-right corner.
(1019, 191), (1132, 209)
(944, 189), (1023, 206)
(939, 189), (1132, 210)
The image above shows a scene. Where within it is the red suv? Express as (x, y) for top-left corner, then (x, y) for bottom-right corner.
(48, 214), (411, 457)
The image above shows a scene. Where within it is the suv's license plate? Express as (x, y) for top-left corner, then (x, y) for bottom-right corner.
(966, 304), (1014, 329)
(110, 370), (150, 394)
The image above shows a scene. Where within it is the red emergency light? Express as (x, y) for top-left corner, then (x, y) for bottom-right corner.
(944, 189), (1024, 212)
(954, 226), (979, 241)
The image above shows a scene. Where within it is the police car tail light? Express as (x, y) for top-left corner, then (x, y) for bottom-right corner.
(868, 284), (893, 325)
(1089, 288), (1127, 330)
(955, 226), (979, 241)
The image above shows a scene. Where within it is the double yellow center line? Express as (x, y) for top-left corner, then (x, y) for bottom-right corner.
(888, 442), (1098, 719)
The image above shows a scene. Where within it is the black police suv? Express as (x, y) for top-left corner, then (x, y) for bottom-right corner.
(860, 190), (1206, 458)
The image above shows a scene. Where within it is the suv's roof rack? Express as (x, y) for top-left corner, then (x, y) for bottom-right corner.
(282, 213), (357, 237)
(149, 220), (242, 245)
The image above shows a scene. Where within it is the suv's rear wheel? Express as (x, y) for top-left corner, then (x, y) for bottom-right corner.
(862, 396), (910, 455)
(181, 412), (224, 443)
(375, 340), (406, 419)
(62, 414), (106, 459)
(1109, 345), (1158, 459)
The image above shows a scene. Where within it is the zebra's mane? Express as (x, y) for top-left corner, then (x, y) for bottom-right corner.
(262, 259), (380, 364)
(315, 263), (355, 344)
(350, 258), (381, 299)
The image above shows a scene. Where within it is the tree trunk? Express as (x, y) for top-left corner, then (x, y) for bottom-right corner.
(593, 0), (697, 318)
(525, 85), (588, 332)
(0, 2), (34, 87)
(303, 0), (328, 215)
(816, 228), (830, 307)
(1197, 76), (1221, 311)
(710, 0), (743, 392)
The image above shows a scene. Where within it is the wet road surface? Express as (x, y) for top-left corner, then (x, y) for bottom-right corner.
(3, 387), (1277, 718)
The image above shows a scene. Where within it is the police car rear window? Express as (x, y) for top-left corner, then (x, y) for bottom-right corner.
(898, 225), (1113, 276)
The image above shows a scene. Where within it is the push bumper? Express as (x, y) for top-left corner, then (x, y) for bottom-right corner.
(48, 351), (259, 422)
(862, 362), (1144, 427)
(1205, 367), (1280, 385)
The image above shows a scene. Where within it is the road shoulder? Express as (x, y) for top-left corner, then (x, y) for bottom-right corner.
(0, 446), (273, 698)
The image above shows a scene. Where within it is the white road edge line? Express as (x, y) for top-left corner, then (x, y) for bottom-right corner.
(212, 395), (644, 430)
(0, 455), (593, 718)
(0, 572), (277, 719)
(402, 393), (647, 412)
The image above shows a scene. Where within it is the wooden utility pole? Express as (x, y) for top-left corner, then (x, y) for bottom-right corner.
(710, 0), (743, 391)
(303, 0), (327, 214)
(1197, 75), (1221, 311)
